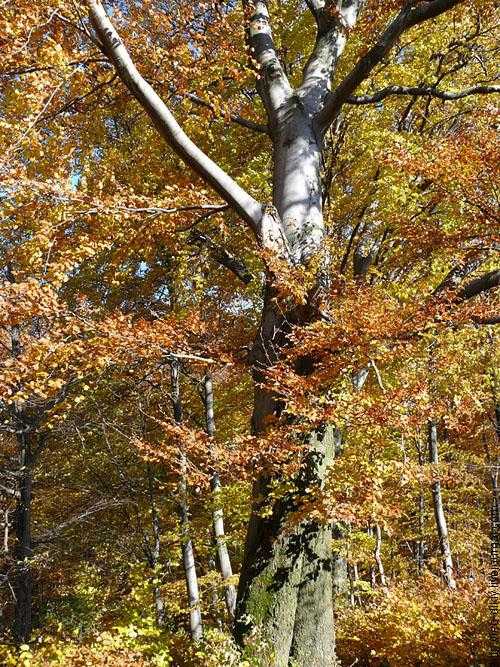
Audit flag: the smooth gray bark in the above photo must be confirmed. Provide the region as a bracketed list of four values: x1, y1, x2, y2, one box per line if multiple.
[373, 524, 387, 588]
[235, 419, 338, 666]
[146, 463, 166, 627]
[170, 361, 203, 641]
[203, 373, 237, 620]
[428, 421, 456, 590]
[86, 0, 262, 233]
[416, 440, 426, 575]
[289, 428, 337, 667]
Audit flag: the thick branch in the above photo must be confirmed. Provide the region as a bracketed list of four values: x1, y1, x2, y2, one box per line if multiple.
[317, 0, 462, 129]
[188, 230, 253, 284]
[458, 269, 499, 301]
[85, 0, 262, 235]
[300, 1, 365, 108]
[348, 83, 500, 104]
[243, 0, 292, 119]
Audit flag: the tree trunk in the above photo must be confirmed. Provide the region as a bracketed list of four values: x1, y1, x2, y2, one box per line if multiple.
[211, 473, 237, 620]
[13, 427, 33, 644]
[235, 419, 337, 666]
[10, 316, 34, 645]
[170, 360, 203, 641]
[332, 526, 349, 599]
[490, 404, 500, 526]
[416, 440, 426, 575]
[428, 421, 456, 590]
[82, 0, 494, 659]
[373, 523, 387, 588]
[146, 463, 166, 628]
[235, 98, 339, 663]
[203, 373, 237, 620]
[289, 428, 337, 666]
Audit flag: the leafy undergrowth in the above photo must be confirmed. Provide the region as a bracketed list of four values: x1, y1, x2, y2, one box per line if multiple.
[336, 574, 490, 666]
[1, 576, 489, 666]
[0, 627, 246, 667]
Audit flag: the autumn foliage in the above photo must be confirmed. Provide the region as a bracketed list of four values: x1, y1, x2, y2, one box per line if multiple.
[0, 0, 499, 665]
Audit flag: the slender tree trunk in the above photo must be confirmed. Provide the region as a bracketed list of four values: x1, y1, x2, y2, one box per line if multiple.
[373, 523, 387, 588]
[332, 522, 349, 599]
[9, 316, 34, 644]
[170, 360, 203, 641]
[203, 373, 237, 620]
[146, 463, 166, 627]
[490, 404, 500, 526]
[13, 427, 33, 644]
[428, 421, 456, 590]
[416, 490, 425, 574]
[348, 562, 361, 607]
[416, 440, 426, 575]
[330, 429, 348, 602]
[348, 565, 356, 608]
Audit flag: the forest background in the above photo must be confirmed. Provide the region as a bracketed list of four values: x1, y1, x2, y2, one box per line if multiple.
[0, 0, 499, 665]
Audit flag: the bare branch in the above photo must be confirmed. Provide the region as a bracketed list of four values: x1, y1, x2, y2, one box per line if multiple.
[84, 0, 263, 235]
[33, 500, 132, 545]
[188, 230, 253, 284]
[317, 0, 463, 130]
[348, 83, 500, 104]
[185, 92, 269, 134]
[78, 204, 229, 216]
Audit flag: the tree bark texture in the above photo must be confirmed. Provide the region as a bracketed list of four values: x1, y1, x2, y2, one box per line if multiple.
[13, 427, 33, 644]
[146, 463, 166, 628]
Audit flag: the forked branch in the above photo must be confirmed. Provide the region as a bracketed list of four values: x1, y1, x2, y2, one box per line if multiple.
[317, 0, 464, 129]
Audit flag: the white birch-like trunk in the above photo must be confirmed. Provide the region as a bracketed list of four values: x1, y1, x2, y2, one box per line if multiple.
[203, 373, 237, 620]
[428, 421, 456, 590]
[170, 361, 203, 641]
[373, 523, 387, 588]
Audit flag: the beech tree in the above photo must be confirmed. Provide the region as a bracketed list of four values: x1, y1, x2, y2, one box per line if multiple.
[78, 1, 498, 663]
[1, 0, 499, 665]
